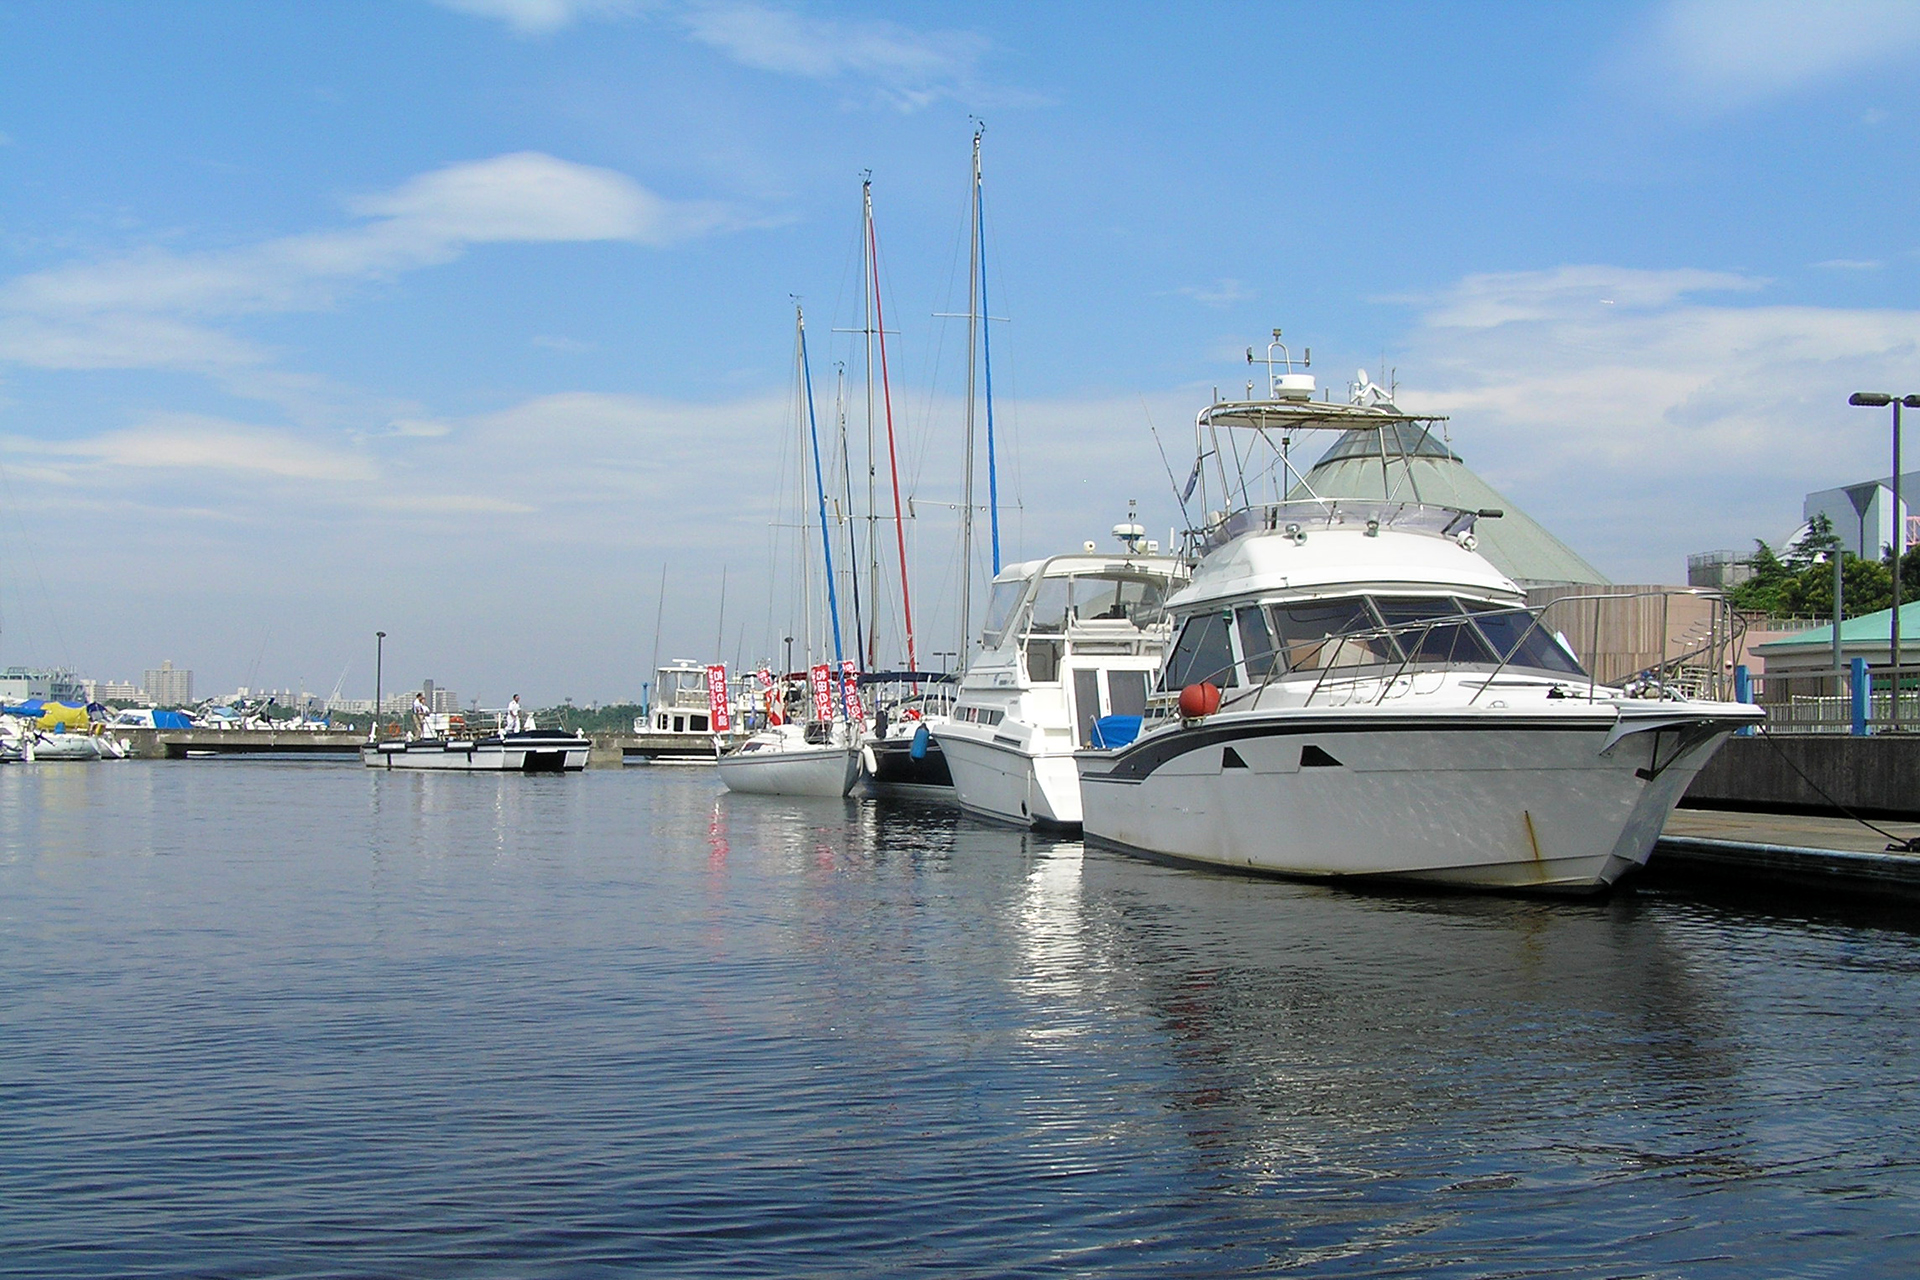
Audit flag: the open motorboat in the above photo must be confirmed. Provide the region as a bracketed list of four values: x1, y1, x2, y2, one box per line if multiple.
[362, 708, 589, 772]
[931, 523, 1190, 827]
[1076, 339, 1761, 892]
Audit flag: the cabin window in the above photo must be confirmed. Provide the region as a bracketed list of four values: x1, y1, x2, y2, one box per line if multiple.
[691, 714, 709, 732]
[1371, 597, 1498, 665]
[1073, 669, 1102, 746]
[981, 578, 1028, 648]
[1026, 638, 1063, 683]
[1267, 598, 1390, 671]
[1162, 611, 1239, 689]
[1107, 669, 1150, 717]
[1463, 602, 1586, 675]
[1070, 573, 1172, 625]
[672, 715, 686, 732]
[1236, 606, 1278, 680]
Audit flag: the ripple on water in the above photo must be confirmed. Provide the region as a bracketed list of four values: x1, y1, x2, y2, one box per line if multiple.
[2, 761, 1919, 1277]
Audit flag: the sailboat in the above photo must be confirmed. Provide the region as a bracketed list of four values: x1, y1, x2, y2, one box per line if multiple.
[716, 305, 863, 798]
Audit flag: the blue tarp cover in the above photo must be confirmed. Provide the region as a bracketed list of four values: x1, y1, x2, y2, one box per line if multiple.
[152, 710, 192, 729]
[1090, 715, 1143, 749]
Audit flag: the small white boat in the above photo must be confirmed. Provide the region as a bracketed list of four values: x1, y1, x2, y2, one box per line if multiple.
[716, 721, 861, 797]
[361, 727, 590, 772]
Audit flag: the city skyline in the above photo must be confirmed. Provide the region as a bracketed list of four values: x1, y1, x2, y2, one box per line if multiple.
[3, 1, 1919, 703]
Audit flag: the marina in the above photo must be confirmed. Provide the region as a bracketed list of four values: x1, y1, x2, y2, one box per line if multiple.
[6, 9, 1920, 1274]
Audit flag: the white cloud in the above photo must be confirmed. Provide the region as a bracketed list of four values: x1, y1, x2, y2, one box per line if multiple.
[1630, 0, 1920, 112]
[1814, 258, 1883, 271]
[678, 2, 992, 110]
[1175, 279, 1254, 309]
[8, 414, 378, 483]
[1394, 265, 1920, 578]
[431, 0, 638, 36]
[3, 153, 736, 329]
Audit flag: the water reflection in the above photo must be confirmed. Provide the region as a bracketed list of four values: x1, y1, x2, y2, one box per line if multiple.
[1, 761, 1916, 1277]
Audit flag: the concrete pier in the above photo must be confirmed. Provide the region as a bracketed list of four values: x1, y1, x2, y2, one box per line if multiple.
[1682, 735, 1920, 819]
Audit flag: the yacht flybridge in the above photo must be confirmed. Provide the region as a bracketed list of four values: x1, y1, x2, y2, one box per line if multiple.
[1076, 335, 1761, 892]
[931, 518, 1190, 827]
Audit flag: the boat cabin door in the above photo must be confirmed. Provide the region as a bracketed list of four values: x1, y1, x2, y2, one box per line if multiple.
[1071, 667, 1152, 746]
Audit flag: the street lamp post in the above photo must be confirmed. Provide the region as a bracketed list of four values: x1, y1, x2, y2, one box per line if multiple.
[374, 631, 386, 741]
[1848, 393, 1920, 729]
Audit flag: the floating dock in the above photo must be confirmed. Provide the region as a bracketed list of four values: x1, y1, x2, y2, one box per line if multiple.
[1651, 808, 1920, 902]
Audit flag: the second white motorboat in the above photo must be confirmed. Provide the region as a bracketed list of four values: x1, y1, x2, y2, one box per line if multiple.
[931, 523, 1190, 827]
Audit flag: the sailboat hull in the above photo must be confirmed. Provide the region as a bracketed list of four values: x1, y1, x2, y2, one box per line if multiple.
[717, 738, 861, 797]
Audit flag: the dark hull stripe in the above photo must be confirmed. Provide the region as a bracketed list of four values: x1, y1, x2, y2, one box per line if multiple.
[1091, 714, 1652, 781]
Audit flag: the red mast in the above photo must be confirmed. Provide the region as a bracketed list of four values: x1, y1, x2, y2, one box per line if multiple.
[868, 201, 918, 675]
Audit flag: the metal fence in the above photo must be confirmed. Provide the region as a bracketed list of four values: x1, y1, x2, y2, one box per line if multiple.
[1745, 662, 1920, 735]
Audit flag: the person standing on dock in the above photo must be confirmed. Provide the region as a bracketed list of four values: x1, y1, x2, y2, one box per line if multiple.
[412, 691, 432, 740]
[506, 694, 522, 734]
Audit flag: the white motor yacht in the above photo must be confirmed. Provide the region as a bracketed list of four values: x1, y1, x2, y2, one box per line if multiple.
[1077, 347, 1761, 892]
[931, 527, 1190, 827]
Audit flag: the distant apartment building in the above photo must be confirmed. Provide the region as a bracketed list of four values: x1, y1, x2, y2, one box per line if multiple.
[143, 660, 193, 706]
[424, 679, 459, 714]
[86, 679, 144, 702]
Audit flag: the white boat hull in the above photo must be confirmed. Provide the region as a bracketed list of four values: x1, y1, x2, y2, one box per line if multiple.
[717, 739, 861, 797]
[932, 724, 1083, 828]
[361, 733, 590, 772]
[1077, 706, 1753, 892]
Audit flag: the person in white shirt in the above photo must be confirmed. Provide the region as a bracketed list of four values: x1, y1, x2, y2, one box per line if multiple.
[412, 692, 432, 740]
[505, 694, 523, 734]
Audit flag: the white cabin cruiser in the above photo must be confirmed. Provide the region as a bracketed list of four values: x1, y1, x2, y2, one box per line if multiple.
[1077, 347, 1760, 892]
[931, 528, 1190, 828]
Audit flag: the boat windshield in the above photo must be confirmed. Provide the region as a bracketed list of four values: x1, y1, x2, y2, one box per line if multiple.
[1161, 611, 1239, 689]
[1461, 601, 1585, 676]
[1169, 594, 1588, 683]
[1026, 571, 1173, 636]
[980, 577, 1029, 648]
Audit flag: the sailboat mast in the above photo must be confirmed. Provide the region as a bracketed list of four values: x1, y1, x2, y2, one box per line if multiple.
[797, 306, 847, 691]
[834, 363, 864, 665]
[861, 178, 880, 670]
[959, 133, 980, 655]
[869, 187, 918, 676]
[976, 128, 1001, 576]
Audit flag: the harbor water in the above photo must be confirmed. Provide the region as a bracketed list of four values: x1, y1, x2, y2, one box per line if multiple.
[3, 760, 1918, 1277]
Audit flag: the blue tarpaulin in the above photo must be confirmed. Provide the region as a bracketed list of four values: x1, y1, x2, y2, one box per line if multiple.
[151, 710, 192, 729]
[1090, 715, 1143, 749]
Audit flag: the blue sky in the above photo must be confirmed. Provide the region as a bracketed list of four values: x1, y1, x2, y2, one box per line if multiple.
[3, 0, 1919, 705]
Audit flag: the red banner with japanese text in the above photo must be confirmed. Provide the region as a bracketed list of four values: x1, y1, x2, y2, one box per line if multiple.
[705, 663, 731, 734]
[809, 663, 834, 723]
[840, 659, 865, 725]
[756, 667, 781, 725]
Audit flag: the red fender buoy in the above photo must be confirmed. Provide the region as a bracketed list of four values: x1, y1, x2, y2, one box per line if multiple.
[1178, 682, 1221, 719]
